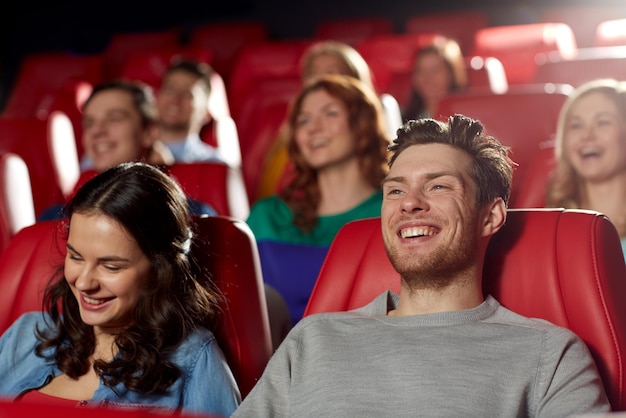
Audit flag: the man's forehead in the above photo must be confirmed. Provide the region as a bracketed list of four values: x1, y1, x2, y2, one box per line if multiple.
[391, 143, 471, 173]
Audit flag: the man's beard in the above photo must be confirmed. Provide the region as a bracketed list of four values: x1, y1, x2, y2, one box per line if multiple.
[384, 225, 480, 292]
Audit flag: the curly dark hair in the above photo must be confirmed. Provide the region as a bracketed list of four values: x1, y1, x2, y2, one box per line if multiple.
[280, 74, 390, 232]
[35, 162, 222, 395]
[389, 115, 515, 207]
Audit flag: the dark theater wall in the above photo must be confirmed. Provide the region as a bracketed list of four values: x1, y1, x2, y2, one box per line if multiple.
[0, 0, 624, 110]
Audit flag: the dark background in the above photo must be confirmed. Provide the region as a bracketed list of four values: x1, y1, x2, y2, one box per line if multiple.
[0, 0, 623, 110]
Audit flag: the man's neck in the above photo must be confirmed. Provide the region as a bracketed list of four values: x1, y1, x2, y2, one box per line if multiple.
[389, 279, 484, 316]
[160, 127, 193, 144]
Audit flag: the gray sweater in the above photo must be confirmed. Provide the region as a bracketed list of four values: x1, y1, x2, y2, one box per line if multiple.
[233, 292, 610, 417]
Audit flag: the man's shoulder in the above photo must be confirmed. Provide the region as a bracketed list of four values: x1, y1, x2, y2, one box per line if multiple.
[295, 292, 391, 329]
[488, 298, 581, 341]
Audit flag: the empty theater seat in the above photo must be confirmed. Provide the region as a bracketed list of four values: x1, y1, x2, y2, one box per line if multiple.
[404, 10, 489, 53]
[227, 39, 312, 120]
[472, 23, 578, 85]
[534, 46, 626, 87]
[187, 21, 269, 83]
[305, 209, 626, 410]
[0, 111, 79, 217]
[314, 17, 393, 46]
[2, 51, 103, 120]
[539, 5, 626, 48]
[0, 153, 35, 253]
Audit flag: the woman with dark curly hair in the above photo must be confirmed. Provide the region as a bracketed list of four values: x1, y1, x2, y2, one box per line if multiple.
[0, 162, 240, 415]
[246, 74, 390, 328]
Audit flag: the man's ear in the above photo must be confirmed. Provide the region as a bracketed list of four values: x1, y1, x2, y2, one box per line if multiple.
[481, 198, 507, 238]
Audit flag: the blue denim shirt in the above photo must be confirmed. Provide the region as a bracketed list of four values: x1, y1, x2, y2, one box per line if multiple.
[0, 313, 240, 416]
[165, 134, 223, 163]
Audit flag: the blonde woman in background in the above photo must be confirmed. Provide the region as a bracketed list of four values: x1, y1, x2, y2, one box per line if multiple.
[546, 78, 626, 257]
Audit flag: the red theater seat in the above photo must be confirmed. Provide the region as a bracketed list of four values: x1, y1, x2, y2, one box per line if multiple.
[119, 45, 214, 90]
[103, 28, 181, 79]
[72, 162, 250, 221]
[356, 32, 441, 98]
[534, 46, 626, 87]
[404, 10, 489, 53]
[540, 5, 626, 48]
[167, 162, 250, 221]
[472, 23, 578, 85]
[227, 39, 312, 119]
[513, 144, 556, 209]
[0, 215, 272, 398]
[233, 79, 297, 203]
[187, 21, 269, 83]
[0, 153, 35, 253]
[0, 112, 79, 217]
[2, 51, 103, 120]
[595, 18, 626, 47]
[434, 84, 571, 207]
[314, 17, 394, 46]
[305, 210, 626, 411]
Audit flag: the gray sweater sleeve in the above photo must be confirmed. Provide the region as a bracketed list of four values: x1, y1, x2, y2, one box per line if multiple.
[532, 326, 610, 416]
[232, 322, 301, 417]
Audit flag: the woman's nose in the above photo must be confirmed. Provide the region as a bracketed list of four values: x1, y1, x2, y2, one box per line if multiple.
[73, 265, 99, 291]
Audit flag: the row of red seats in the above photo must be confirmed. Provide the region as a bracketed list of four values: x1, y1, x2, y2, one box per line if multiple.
[3, 9, 626, 230]
[1, 206, 625, 412]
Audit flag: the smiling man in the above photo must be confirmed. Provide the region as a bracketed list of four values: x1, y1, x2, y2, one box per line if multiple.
[232, 115, 610, 417]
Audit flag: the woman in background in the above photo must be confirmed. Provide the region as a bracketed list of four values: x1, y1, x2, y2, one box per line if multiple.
[247, 75, 390, 327]
[546, 78, 626, 257]
[257, 40, 396, 200]
[402, 37, 467, 121]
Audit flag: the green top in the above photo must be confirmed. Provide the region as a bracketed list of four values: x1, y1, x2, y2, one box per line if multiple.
[246, 192, 383, 246]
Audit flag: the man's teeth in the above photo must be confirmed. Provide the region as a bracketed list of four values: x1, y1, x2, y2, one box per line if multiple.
[83, 296, 106, 305]
[400, 227, 436, 238]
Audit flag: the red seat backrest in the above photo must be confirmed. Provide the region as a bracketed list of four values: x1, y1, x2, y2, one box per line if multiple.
[0, 114, 73, 217]
[72, 163, 250, 221]
[434, 85, 570, 207]
[314, 17, 394, 46]
[472, 23, 578, 85]
[0, 400, 221, 417]
[2, 51, 103, 120]
[355, 33, 441, 97]
[46, 79, 93, 161]
[404, 10, 489, 53]
[119, 45, 214, 91]
[187, 21, 269, 83]
[534, 46, 626, 87]
[227, 39, 313, 120]
[232, 79, 297, 203]
[513, 143, 557, 209]
[595, 18, 626, 47]
[305, 210, 626, 410]
[0, 215, 272, 398]
[540, 5, 626, 48]
[103, 28, 181, 79]
[0, 153, 35, 253]
[167, 162, 250, 221]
